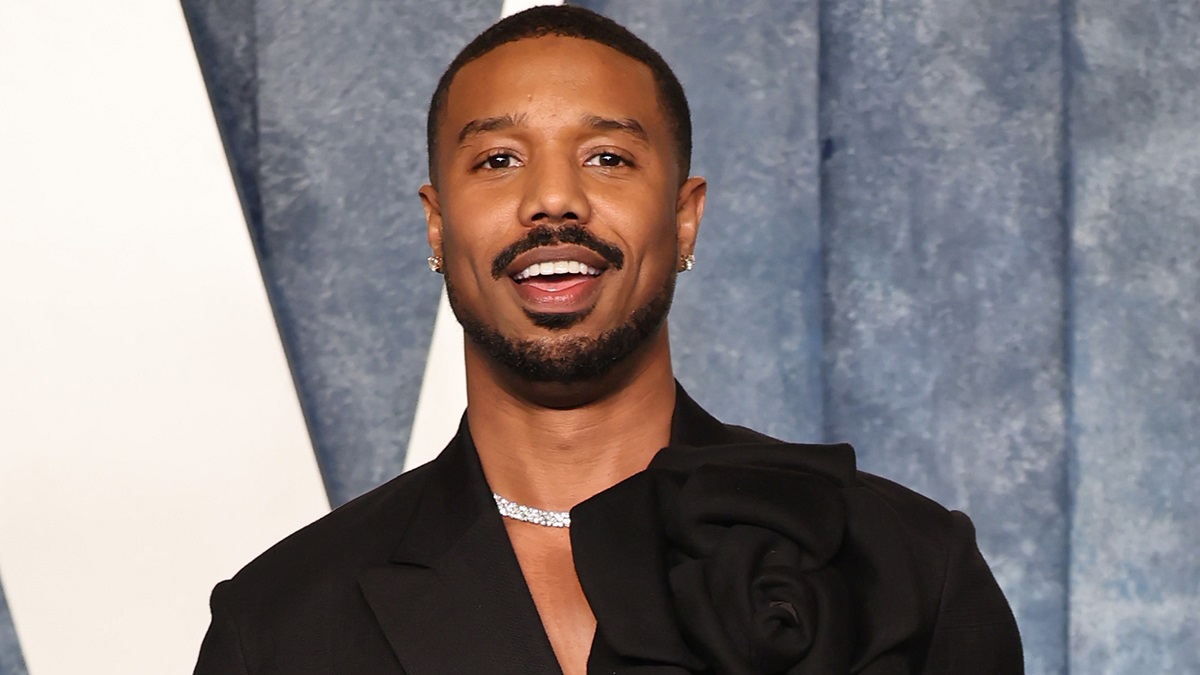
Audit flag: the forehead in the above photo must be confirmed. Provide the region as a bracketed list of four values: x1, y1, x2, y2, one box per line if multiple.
[442, 35, 664, 138]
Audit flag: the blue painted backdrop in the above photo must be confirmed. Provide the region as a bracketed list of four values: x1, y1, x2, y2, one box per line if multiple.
[0, 586, 21, 675]
[5, 1, 1191, 673]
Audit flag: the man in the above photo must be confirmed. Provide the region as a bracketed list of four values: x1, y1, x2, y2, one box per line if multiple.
[195, 6, 1022, 674]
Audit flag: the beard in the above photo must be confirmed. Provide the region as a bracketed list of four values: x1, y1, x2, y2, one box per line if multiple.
[445, 272, 676, 383]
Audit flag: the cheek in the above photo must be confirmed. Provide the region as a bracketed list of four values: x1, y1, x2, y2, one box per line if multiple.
[603, 193, 681, 270]
[440, 205, 510, 277]
[444, 175, 522, 223]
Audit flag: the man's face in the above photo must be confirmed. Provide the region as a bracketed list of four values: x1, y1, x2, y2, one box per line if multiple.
[420, 35, 705, 382]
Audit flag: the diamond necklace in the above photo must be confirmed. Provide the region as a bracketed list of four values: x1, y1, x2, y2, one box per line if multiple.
[492, 492, 572, 528]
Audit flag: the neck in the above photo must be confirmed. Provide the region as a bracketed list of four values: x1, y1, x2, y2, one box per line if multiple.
[464, 328, 676, 511]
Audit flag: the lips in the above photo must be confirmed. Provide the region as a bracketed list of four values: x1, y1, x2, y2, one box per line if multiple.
[506, 245, 611, 313]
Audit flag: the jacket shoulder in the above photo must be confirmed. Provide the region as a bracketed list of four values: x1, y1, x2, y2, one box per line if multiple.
[850, 472, 1023, 672]
[854, 470, 960, 536]
[195, 462, 442, 674]
[220, 460, 436, 604]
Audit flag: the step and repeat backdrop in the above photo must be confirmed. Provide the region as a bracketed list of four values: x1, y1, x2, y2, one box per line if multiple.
[1, 0, 1197, 673]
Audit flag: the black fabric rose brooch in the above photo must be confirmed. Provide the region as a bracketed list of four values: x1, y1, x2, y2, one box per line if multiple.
[571, 442, 929, 674]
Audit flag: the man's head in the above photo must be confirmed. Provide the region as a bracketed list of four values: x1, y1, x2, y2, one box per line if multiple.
[419, 7, 705, 388]
[426, 6, 692, 185]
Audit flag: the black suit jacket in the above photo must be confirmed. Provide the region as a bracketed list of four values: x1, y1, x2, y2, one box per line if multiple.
[195, 387, 1022, 674]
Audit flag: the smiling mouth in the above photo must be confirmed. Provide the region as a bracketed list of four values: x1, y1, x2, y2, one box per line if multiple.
[490, 223, 624, 281]
[509, 257, 607, 316]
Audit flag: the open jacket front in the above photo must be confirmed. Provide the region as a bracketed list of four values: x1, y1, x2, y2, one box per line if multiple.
[195, 385, 1023, 674]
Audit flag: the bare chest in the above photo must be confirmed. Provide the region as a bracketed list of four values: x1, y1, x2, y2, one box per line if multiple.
[505, 523, 596, 675]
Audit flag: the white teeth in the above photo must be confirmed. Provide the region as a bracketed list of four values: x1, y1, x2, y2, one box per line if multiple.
[513, 260, 603, 280]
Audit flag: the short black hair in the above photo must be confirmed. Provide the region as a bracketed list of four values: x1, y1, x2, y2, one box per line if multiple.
[426, 5, 692, 183]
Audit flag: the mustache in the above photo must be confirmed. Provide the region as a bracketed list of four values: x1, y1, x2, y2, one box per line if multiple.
[490, 224, 625, 279]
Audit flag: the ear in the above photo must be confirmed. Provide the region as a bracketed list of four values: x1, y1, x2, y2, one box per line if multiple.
[418, 183, 444, 259]
[674, 176, 707, 259]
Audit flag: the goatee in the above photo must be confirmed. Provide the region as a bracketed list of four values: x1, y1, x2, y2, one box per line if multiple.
[445, 273, 675, 383]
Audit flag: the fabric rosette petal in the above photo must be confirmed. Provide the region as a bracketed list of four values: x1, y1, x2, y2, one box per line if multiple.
[666, 465, 853, 674]
[572, 469, 706, 673]
[571, 442, 926, 674]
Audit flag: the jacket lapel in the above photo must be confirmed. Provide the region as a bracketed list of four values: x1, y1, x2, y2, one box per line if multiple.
[358, 422, 563, 675]
[357, 384, 739, 675]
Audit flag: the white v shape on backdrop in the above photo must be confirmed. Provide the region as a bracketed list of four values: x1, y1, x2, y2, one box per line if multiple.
[0, 2, 329, 673]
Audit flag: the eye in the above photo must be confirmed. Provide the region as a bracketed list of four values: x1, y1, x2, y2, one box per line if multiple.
[584, 152, 631, 168]
[478, 152, 523, 170]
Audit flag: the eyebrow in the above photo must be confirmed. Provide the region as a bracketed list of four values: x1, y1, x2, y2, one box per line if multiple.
[457, 113, 527, 144]
[583, 115, 649, 143]
[455, 113, 650, 145]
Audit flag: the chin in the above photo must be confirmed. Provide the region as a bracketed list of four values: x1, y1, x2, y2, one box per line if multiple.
[523, 307, 594, 331]
[448, 264, 677, 386]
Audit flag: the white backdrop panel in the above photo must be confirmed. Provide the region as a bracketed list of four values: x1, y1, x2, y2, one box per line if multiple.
[0, 2, 329, 673]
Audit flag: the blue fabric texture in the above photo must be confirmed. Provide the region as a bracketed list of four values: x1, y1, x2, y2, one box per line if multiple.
[817, 0, 1070, 671]
[1067, 0, 1200, 671]
[0, 580, 27, 675]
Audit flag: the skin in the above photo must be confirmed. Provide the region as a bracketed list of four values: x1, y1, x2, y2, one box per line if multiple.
[419, 36, 706, 675]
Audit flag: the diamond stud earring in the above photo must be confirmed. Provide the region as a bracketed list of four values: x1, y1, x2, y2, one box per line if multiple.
[680, 253, 696, 272]
[427, 255, 443, 274]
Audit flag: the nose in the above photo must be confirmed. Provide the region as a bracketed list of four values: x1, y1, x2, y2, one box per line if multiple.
[518, 153, 592, 227]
